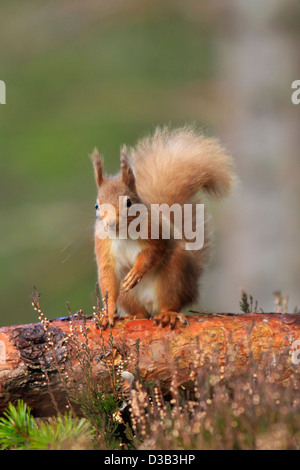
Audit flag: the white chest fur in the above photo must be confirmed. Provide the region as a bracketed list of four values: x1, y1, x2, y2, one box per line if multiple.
[110, 238, 141, 280]
[111, 238, 159, 315]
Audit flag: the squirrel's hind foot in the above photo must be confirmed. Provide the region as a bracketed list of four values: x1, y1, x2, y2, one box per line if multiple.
[96, 313, 123, 330]
[153, 311, 189, 329]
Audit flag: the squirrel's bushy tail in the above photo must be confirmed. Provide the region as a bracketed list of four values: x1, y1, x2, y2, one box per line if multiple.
[131, 126, 235, 206]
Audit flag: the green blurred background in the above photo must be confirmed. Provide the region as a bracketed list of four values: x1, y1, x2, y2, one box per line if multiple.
[1, 0, 300, 326]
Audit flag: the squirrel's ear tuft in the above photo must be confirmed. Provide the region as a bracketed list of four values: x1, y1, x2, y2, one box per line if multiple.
[90, 148, 103, 187]
[121, 145, 136, 192]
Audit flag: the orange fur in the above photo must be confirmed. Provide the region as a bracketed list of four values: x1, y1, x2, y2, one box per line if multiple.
[91, 126, 235, 328]
[131, 126, 235, 205]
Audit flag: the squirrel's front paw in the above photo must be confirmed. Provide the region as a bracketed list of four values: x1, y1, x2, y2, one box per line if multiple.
[100, 314, 115, 329]
[121, 268, 143, 292]
[96, 310, 120, 330]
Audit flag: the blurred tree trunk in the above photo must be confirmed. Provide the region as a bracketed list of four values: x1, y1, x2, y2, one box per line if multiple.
[0, 313, 299, 417]
[206, 0, 300, 313]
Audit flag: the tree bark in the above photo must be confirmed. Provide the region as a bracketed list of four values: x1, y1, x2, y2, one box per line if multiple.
[0, 313, 299, 417]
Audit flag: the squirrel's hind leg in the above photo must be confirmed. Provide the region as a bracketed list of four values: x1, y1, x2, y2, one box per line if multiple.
[118, 292, 150, 320]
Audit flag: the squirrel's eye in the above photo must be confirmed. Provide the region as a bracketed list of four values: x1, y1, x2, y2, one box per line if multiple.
[126, 198, 132, 208]
[95, 203, 99, 210]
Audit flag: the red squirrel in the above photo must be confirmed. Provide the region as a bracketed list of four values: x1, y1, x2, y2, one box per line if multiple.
[91, 126, 235, 329]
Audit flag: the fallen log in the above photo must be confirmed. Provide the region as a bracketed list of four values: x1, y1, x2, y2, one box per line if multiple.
[0, 313, 300, 417]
